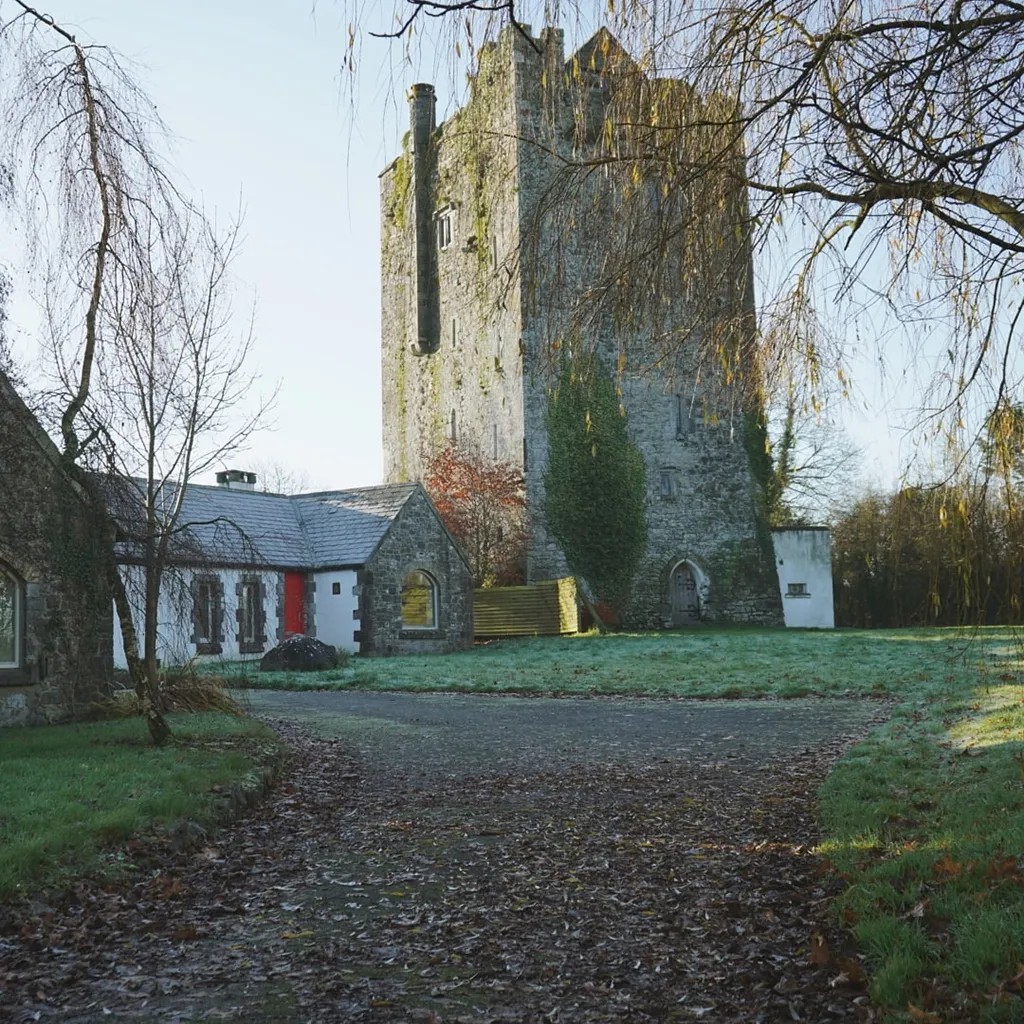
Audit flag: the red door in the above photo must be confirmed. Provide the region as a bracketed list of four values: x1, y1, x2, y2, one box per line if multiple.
[284, 572, 306, 635]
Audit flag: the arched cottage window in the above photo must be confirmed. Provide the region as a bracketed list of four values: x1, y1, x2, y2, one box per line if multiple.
[0, 564, 22, 669]
[400, 570, 437, 629]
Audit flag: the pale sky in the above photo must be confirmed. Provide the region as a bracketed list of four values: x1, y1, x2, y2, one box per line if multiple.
[3, 0, 913, 497]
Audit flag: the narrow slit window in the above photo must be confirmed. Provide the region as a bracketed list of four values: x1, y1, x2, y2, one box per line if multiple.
[436, 206, 455, 250]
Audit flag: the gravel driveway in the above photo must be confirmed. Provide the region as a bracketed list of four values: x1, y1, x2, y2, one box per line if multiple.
[241, 689, 887, 781]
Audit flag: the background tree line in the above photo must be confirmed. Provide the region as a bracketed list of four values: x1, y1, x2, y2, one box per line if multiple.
[830, 401, 1024, 627]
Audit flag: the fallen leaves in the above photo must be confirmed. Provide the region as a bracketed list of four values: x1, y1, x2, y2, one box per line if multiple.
[0, 717, 879, 1022]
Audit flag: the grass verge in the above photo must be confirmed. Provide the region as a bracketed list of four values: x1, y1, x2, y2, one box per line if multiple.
[816, 644, 1024, 1022]
[215, 626, 991, 700]
[0, 712, 278, 899]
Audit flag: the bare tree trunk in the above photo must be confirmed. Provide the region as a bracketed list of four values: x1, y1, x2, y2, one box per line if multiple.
[575, 577, 609, 634]
[110, 561, 170, 745]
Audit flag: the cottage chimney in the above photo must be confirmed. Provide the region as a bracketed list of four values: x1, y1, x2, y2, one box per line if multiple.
[408, 82, 439, 354]
[216, 469, 257, 491]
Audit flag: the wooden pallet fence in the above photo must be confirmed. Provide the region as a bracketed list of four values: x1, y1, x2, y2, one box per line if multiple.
[473, 577, 579, 638]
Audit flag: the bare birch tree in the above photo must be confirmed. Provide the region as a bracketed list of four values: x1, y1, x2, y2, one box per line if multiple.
[79, 214, 267, 741]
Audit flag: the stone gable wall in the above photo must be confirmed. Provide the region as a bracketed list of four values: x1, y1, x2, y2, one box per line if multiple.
[0, 378, 113, 726]
[359, 489, 473, 655]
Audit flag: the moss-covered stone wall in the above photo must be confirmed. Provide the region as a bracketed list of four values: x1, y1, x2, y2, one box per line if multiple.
[0, 374, 113, 725]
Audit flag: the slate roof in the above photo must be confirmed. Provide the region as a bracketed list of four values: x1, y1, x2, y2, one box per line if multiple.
[115, 480, 419, 570]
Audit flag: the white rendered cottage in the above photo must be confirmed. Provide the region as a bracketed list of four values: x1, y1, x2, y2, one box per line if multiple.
[112, 473, 473, 666]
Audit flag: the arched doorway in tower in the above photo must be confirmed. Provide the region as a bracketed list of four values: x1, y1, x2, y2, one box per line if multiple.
[669, 560, 702, 626]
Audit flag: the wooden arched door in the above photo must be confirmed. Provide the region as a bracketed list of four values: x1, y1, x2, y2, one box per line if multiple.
[670, 562, 700, 626]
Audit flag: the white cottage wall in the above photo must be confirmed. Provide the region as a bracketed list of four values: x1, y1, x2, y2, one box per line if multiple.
[312, 570, 360, 654]
[113, 566, 281, 669]
[771, 529, 835, 629]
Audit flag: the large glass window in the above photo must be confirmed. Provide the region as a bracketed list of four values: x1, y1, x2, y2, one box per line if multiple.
[400, 570, 437, 629]
[0, 568, 20, 668]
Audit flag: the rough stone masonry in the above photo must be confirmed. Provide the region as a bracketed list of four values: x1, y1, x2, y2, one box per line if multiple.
[379, 24, 782, 627]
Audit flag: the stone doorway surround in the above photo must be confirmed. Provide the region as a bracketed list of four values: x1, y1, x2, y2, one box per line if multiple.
[669, 557, 708, 626]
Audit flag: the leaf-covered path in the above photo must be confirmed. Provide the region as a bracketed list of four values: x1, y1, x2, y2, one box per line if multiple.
[2, 693, 888, 1023]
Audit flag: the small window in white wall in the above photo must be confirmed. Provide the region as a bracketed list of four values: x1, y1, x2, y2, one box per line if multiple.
[787, 582, 810, 597]
[237, 577, 266, 653]
[401, 570, 437, 629]
[332, 581, 341, 595]
[193, 575, 224, 655]
[0, 566, 21, 668]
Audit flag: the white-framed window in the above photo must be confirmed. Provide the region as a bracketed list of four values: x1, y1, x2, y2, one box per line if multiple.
[237, 576, 266, 653]
[0, 566, 21, 669]
[436, 205, 456, 250]
[193, 575, 224, 654]
[786, 582, 810, 598]
[400, 570, 438, 629]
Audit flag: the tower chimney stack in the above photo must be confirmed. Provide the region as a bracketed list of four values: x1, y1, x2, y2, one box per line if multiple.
[408, 83, 439, 354]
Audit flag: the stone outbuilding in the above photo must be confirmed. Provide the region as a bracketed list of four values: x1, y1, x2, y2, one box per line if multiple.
[112, 474, 473, 666]
[0, 372, 113, 726]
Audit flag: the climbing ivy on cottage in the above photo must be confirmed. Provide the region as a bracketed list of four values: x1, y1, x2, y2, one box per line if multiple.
[544, 354, 647, 617]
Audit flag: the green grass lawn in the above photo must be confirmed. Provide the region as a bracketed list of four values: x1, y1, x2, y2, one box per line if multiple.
[0, 713, 278, 899]
[219, 626, 1024, 1021]
[220, 625, 994, 700]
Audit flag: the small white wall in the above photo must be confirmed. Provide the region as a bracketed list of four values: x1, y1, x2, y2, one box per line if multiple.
[113, 565, 281, 669]
[312, 569, 360, 654]
[771, 528, 835, 629]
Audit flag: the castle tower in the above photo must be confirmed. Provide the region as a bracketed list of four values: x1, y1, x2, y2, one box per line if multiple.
[379, 25, 782, 626]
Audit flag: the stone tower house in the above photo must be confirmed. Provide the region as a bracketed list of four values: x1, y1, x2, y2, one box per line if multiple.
[380, 24, 782, 626]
